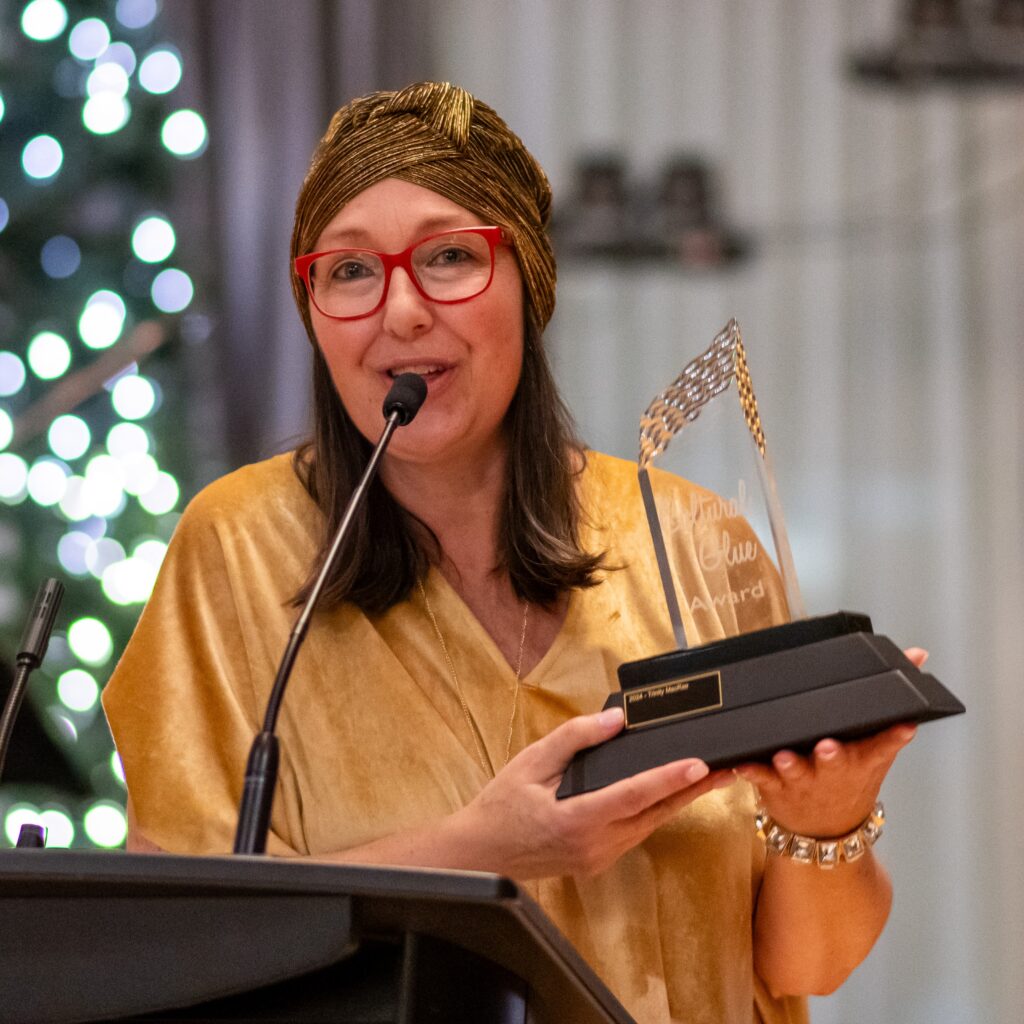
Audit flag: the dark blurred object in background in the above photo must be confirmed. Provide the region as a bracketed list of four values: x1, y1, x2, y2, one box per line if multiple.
[554, 153, 749, 269]
[552, 155, 635, 259]
[643, 156, 750, 269]
[850, 0, 1024, 87]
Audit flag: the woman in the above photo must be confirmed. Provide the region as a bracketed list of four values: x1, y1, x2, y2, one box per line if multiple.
[103, 82, 921, 1024]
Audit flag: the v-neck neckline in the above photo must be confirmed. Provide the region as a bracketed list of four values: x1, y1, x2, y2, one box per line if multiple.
[424, 567, 578, 687]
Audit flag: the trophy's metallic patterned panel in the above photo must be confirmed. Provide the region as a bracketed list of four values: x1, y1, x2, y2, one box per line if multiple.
[733, 336, 766, 457]
[636, 317, 807, 625]
[638, 318, 766, 468]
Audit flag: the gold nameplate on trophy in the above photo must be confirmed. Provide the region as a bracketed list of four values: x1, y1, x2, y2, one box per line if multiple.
[623, 670, 723, 730]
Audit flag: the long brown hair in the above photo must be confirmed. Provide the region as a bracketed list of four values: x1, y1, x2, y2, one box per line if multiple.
[292, 321, 605, 614]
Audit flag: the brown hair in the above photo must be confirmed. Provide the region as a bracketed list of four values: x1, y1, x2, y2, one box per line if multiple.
[290, 83, 604, 612]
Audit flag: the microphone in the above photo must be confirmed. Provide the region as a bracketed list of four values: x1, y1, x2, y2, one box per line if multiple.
[0, 578, 65, 784]
[233, 373, 427, 855]
[383, 372, 427, 425]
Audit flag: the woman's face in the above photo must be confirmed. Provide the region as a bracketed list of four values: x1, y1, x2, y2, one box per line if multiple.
[307, 178, 525, 469]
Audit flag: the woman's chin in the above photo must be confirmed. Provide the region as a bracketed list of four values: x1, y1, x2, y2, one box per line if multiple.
[384, 420, 506, 470]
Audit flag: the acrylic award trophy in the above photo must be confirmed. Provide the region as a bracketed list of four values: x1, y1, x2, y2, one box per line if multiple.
[558, 320, 964, 798]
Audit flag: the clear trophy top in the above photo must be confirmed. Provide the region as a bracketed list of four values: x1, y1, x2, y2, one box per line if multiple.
[638, 319, 806, 650]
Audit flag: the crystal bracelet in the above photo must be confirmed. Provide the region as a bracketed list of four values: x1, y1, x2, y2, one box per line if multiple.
[755, 801, 885, 869]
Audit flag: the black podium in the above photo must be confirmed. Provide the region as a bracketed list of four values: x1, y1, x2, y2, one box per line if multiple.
[0, 851, 635, 1024]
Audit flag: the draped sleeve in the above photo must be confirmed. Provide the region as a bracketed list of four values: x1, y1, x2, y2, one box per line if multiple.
[102, 455, 315, 856]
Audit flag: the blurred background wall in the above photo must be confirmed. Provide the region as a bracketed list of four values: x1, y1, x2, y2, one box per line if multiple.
[1, 1, 1021, 1021]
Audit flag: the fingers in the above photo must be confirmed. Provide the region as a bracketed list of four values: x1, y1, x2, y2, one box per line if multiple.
[735, 723, 917, 782]
[732, 758, 774, 787]
[904, 646, 929, 668]
[841, 724, 916, 773]
[577, 755, 713, 822]
[516, 707, 625, 780]
[734, 724, 917, 836]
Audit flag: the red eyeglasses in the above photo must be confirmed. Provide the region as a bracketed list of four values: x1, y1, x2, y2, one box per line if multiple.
[295, 226, 511, 321]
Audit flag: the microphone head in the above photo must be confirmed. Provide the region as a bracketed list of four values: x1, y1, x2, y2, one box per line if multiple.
[382, 373, 428, 426]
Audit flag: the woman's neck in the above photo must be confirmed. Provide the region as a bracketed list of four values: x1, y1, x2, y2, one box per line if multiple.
[380, 442, 508, 584]
[379, 437, 571, 676]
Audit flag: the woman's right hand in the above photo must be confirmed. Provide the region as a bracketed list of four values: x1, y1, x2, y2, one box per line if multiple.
[448, 706, 733, 880]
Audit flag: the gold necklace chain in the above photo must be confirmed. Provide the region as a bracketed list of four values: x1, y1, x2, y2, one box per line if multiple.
[417, 578, 529, 778]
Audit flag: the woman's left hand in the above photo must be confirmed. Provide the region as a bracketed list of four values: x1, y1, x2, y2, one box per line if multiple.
[734, 647, 927, 837]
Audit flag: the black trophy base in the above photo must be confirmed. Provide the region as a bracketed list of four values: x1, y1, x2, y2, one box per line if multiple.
[557, 612, 965, 799]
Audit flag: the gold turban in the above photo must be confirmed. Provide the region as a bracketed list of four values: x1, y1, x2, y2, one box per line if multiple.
[290, 81, 556, 338]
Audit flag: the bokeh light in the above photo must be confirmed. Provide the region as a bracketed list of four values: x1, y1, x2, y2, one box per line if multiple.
[57, 530, 92, 575]
[132, 216, 175, 263]
[83, 802, 127, 848]
[99, 41, 137, 75]
[21, 0, 69, 42]
[68, 18, 110, 61]
[151, 268, 193, 312]
[4, 805, 42, 846]
[6, 0, 198, 849]
[51, 56, 85, 99]
[138, 471, 179, 515]
[51, 712, 77, 743]
[27, 458, 70, 507]
[161, 110, 207, 158]
[102, 555, 158, 604]
[22, 135, 63, 180]
[0, 353, 26, 397]
[86, 61, 129, 97]
[27, 331, 72, 379]
[111, 375, 156, 419]
[48, 414, 91, 460]
[138, 47, 182, 94]
[115, 0, 158, 30]
[67, 617, 113, 665]
[83, 93, 130, 135]
[134, 538, 168, 570]
[57, 668, 99, 712]
[0, 453, 29, 503]
[79, 290, 126, 349]
[85, 536, 125, 577]
[38, 809, 74, 848]
[84, 532, 124, 573]
[0, 582, 23, 626]
[120, 451, 158, 495]
[40, 235, 81, 278]
[85, 453, 125, 487]
[82, 455, 127, 518]
[58, 475, 89, 521]
[106, 421, 149, 456]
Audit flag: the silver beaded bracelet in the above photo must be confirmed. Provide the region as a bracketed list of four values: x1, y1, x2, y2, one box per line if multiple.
[755, 801, 885, 869]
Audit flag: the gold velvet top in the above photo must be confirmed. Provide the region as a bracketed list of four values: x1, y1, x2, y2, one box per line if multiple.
[103, 451, 807, 1024]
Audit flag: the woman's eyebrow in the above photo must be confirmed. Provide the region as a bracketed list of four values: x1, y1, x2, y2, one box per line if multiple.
[318, 215, 485, 249]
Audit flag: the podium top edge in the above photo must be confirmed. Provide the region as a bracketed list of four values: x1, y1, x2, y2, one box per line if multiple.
[0, 848, 520, 901]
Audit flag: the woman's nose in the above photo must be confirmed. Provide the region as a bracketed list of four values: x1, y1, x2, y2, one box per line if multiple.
[381, 268, 433, 338]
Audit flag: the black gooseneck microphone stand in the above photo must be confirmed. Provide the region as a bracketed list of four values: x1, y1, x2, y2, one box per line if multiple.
[0, 577, 64, 849]
[233, 373, 428, 855]
[0, 578, 64, 783]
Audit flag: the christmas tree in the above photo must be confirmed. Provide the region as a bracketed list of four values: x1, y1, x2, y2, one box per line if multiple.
[0, 0, 206, 848]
